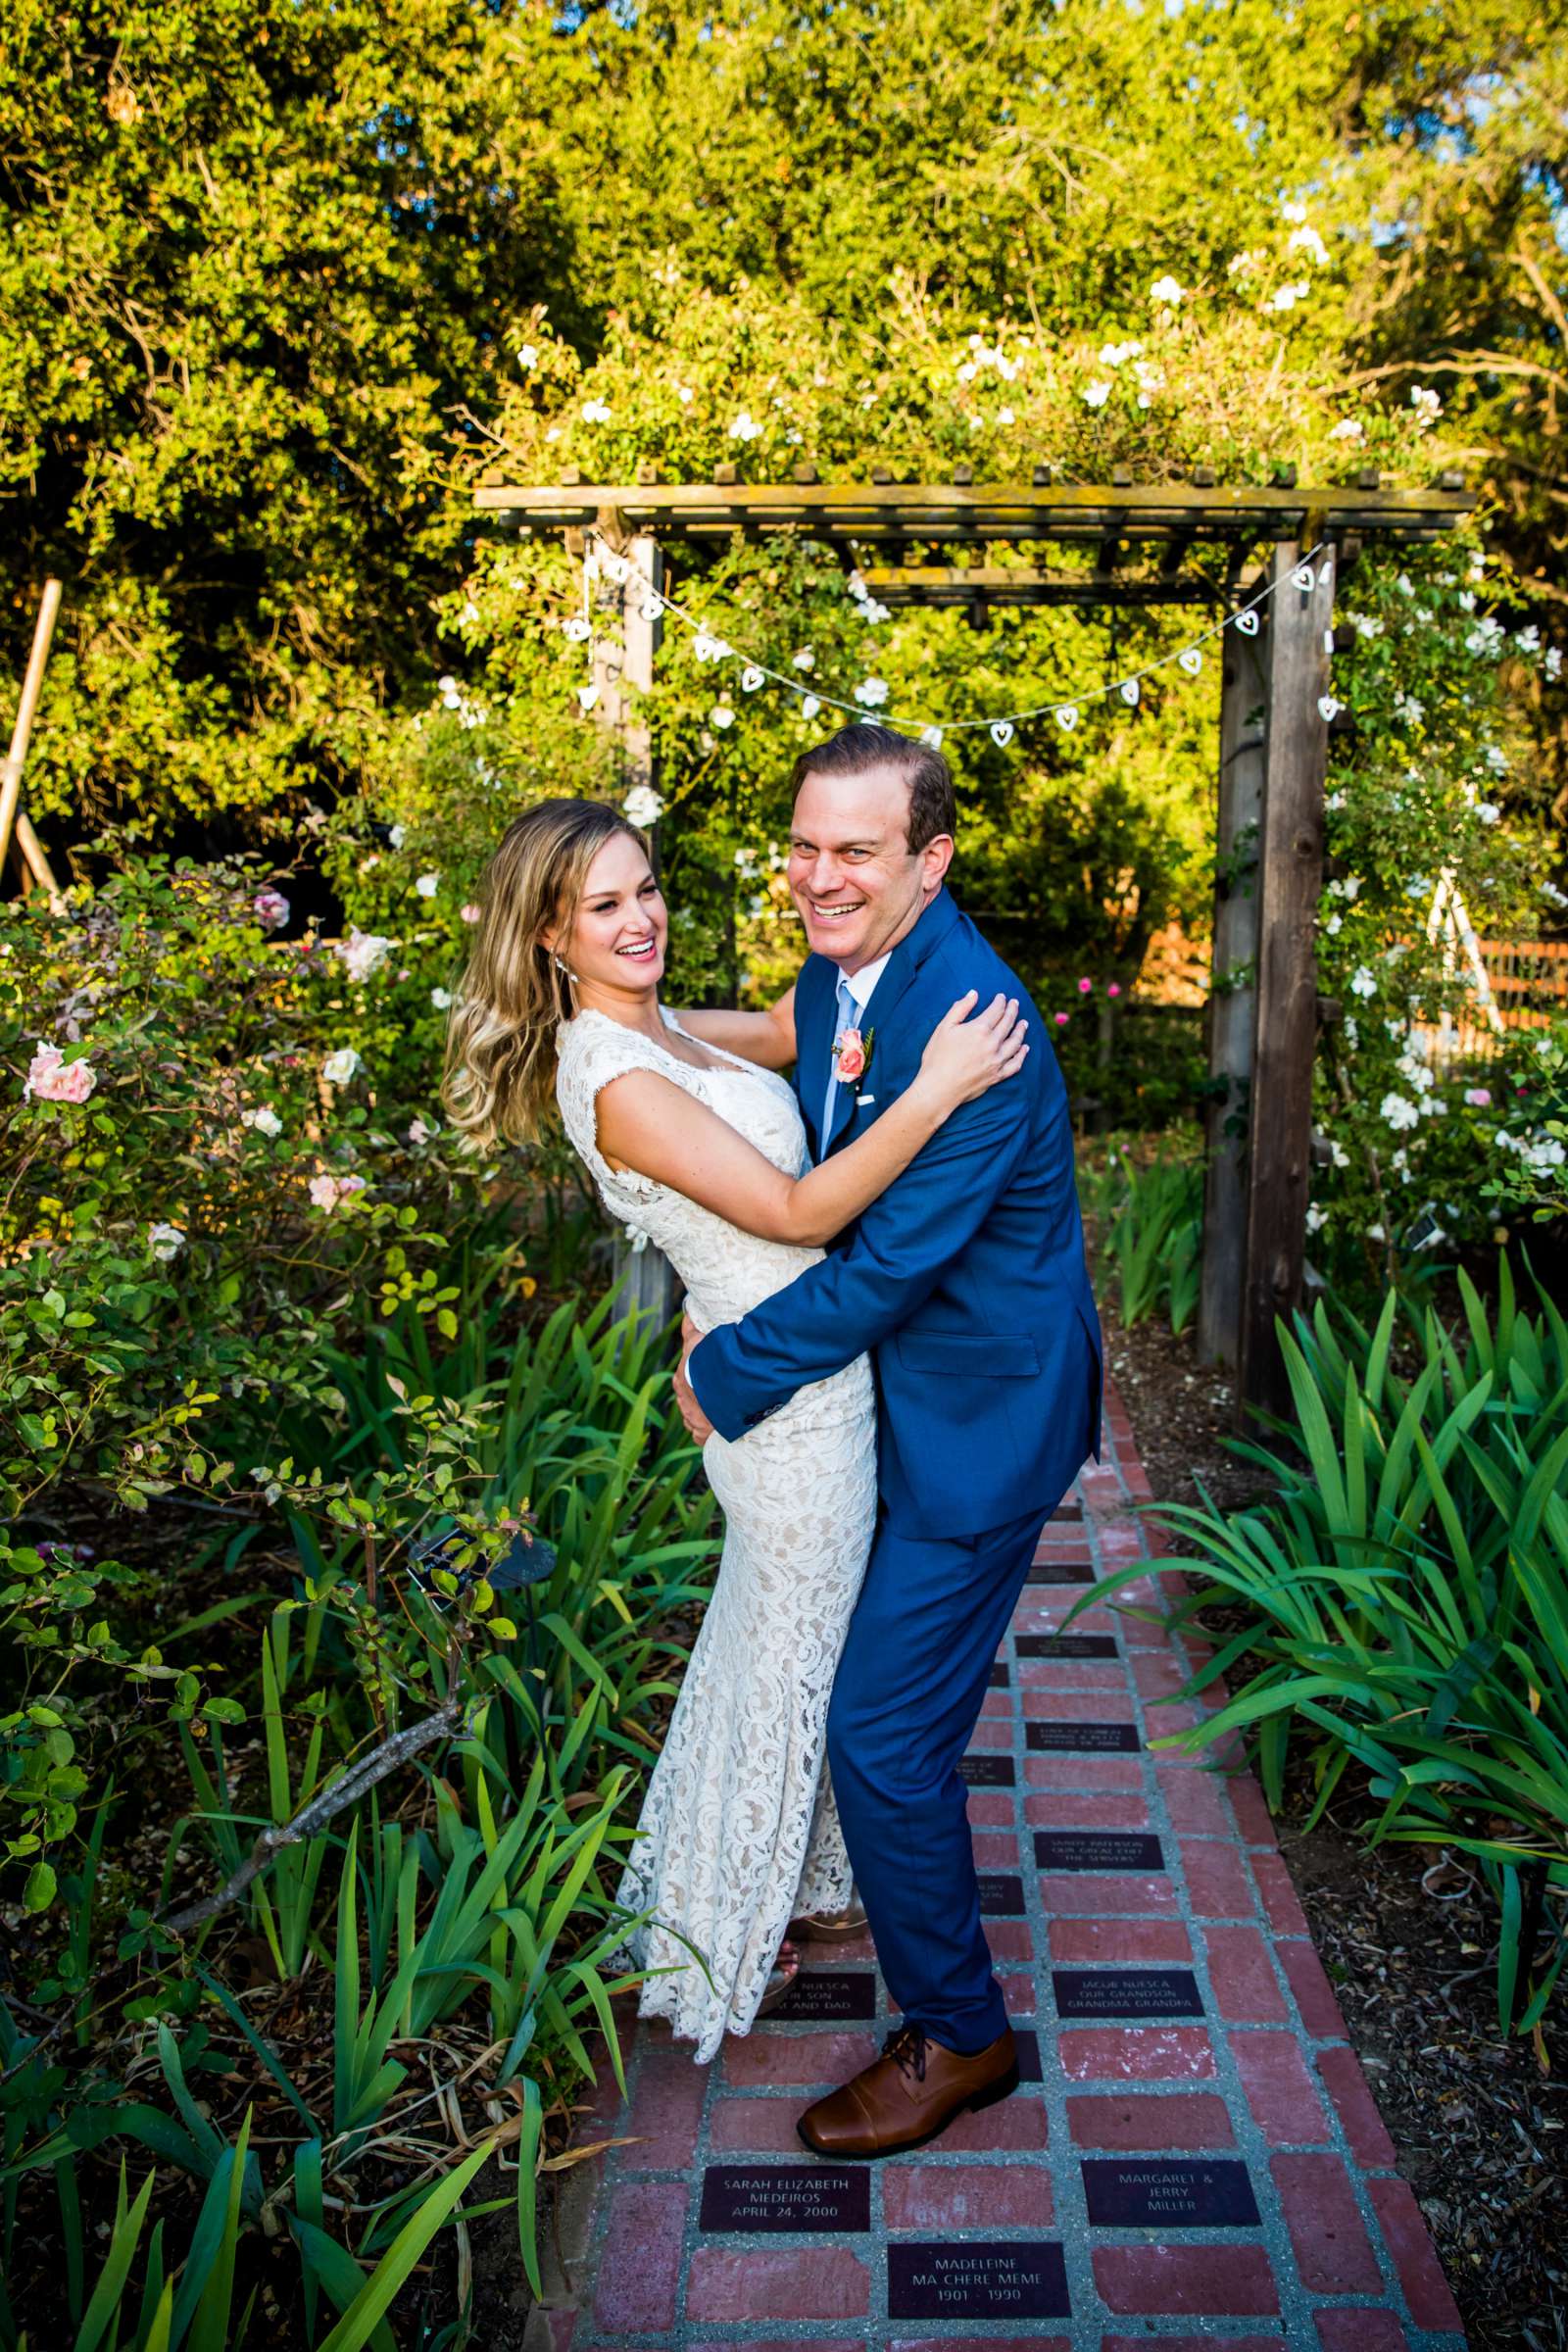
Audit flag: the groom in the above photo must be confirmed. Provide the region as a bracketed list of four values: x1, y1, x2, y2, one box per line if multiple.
[676, 721, 1102, 2156]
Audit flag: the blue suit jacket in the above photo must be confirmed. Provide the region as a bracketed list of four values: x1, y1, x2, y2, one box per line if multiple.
[687, 888, 1102, 1540]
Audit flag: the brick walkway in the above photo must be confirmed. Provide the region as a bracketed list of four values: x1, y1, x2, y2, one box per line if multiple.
[530, 1382, 1466, 2351]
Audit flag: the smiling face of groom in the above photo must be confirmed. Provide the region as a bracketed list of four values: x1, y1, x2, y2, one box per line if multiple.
[787, 731, 956, 976]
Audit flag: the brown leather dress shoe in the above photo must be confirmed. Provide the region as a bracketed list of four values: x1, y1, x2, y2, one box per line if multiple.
[797, 2023, 1018, 2158]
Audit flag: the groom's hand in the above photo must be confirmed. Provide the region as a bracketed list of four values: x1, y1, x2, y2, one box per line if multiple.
[675, 1314, 715, 1443]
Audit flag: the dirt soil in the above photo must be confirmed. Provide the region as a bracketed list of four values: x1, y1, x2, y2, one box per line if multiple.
[1107, 1304, 1567, 2352]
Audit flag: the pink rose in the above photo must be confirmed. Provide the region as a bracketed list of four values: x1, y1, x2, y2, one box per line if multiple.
[1078, 976, 1093, 994]
[309, 1172, 368, 1211]
[24, 1043, 97, 1103]
[1107, 983, 1122, 999]
[460, 903, 482, 924]
[834, 1027, 867, 1082]
[1464, 1087, 1493, 1108]
[1054, 1012, 1069, 1026]
[253, 888, 290, 931]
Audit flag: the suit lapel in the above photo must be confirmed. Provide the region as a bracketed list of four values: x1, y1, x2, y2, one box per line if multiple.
[796, 955, 835, 1162]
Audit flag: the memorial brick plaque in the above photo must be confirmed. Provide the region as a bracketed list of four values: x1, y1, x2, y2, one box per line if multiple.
[768, 1969, 876, 2022]
[1012, 2028, 1043, 2082]
[1027, 1561, 1095, 1586]
[699, 2165, 869, 2233]
[988, 1662, 1010, 1689]
[1053, 1500, 1084, 1521]
[1034, 1831, 1165, 1873]
[888, 2240, 1070, 2320]
[977, 1872, 1026, 1916]
[1026, 1720, 1141, 1753]
[1016, 1632, 1119, 1660]
[959, 1752, 1016, 1787]
[1081, 2158, 1260, 2230]
[1053, 1967, 1204, 2020]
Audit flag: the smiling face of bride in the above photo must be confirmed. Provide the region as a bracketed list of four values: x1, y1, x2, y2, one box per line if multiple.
[544, 829, 668, 1012]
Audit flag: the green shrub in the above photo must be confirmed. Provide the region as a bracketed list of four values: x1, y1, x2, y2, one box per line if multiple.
[1081, 1257, 1568, 2034]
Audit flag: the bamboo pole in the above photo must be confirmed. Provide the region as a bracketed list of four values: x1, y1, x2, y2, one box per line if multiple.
[0, 579, 64, 889]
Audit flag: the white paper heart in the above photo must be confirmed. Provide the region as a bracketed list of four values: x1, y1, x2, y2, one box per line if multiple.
[601, 553, 630, 585]
[1317, 695, 1342, 721]
[1054, 704, 1079, 731]
[1292, 562, 1317, 592]
[576, 683, 600, 711]
[710, 704, 735, 730]
[919, 725, 944, 749]
[990, 719, 1015, 747]
[1179, 648, 1202, 675]
[1119, 678, 1141, 707]
[801, 694, 821, 720]
[1323, 628, 1335, 656]
[1235, 610, 1260, 636]
[563, 616, 591, 643]
[741, 665, 765, 692]
[640, 595, 664, 622]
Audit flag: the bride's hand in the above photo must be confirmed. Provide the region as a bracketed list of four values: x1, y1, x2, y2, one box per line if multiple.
[915, 990, 1029, 1112]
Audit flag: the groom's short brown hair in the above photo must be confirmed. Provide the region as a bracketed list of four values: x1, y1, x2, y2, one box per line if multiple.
[791, 723, 957, 855]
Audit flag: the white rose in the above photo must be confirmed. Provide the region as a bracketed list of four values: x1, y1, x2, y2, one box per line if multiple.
[415, 872, 440, 900]
[149, 1222, 185, 1261]
[322, 1048, 362, 1085]
[242, 1105, 282, 1138]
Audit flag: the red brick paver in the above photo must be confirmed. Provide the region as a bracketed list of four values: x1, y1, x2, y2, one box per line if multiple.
[540, 1380, 1465, 2350]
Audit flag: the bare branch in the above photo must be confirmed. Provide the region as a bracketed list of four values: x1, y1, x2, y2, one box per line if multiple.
[161, 1694, 465, 1935]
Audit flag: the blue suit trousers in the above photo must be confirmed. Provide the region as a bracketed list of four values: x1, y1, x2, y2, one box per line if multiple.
[824, 1502, 1044, 2053]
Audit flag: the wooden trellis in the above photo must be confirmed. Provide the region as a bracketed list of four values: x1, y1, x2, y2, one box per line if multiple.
[474, 466, 1473, 1416]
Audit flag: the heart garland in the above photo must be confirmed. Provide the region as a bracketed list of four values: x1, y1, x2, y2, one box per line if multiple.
[569, 530, 1338, 752]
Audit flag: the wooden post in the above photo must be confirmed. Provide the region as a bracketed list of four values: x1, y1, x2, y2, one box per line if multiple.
[1, 580, 64, 890]
[1197, 598, 1268, 1367]
[1239, 541, 1336, 1417]
[591, 529, 679, 1329]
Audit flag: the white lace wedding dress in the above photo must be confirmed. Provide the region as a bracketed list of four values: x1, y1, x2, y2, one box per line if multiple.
[556, 1006, 877, 2062]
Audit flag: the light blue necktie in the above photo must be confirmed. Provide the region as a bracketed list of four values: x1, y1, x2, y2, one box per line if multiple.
[821, 970, 859, 1149]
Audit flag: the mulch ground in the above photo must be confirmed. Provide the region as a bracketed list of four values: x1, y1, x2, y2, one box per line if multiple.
[1107, 1302, 1568, 2352]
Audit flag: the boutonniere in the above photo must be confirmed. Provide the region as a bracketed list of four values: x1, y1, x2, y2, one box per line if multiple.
[833, 1023, 875, 1091]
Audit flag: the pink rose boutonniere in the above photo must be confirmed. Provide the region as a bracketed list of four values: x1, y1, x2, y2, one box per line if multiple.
[833, 1024, 874, 1088]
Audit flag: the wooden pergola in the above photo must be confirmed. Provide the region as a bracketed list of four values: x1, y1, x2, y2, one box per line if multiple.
[474, 464, 1474, 1416]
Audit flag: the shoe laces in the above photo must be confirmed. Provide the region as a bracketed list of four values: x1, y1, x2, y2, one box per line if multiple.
[884, 2024, 929, 2084]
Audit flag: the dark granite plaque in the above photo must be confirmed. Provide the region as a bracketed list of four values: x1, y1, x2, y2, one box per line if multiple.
[699, 2165, 869, 2233]
[1016, 1632, 1119, 1660]
[1053, 1500, 1085, 1521]
[1027, 1560, 1095, 1586]
[977, 1872, 1025, 1916]
[959, 1752, 1016, 1787]
[1052, 1967, 1204, 2020]
[1026, 1719, 1141, 1753]
[768, 1969, 876, 2022]
[988, 1662, 1010, 1689]
[888, 2240, 1070, 2320]
[1082, 2158, 1260, 2229]
[1012, 2028, 1043, 2082]
[1034, 1831, 1165, 1873]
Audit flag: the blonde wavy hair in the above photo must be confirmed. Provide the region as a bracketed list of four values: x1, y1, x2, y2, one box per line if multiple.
[442, 797, 647, 1147]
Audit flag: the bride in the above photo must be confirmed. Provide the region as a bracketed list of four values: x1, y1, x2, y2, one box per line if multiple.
[442, 796, 1027, 2062]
